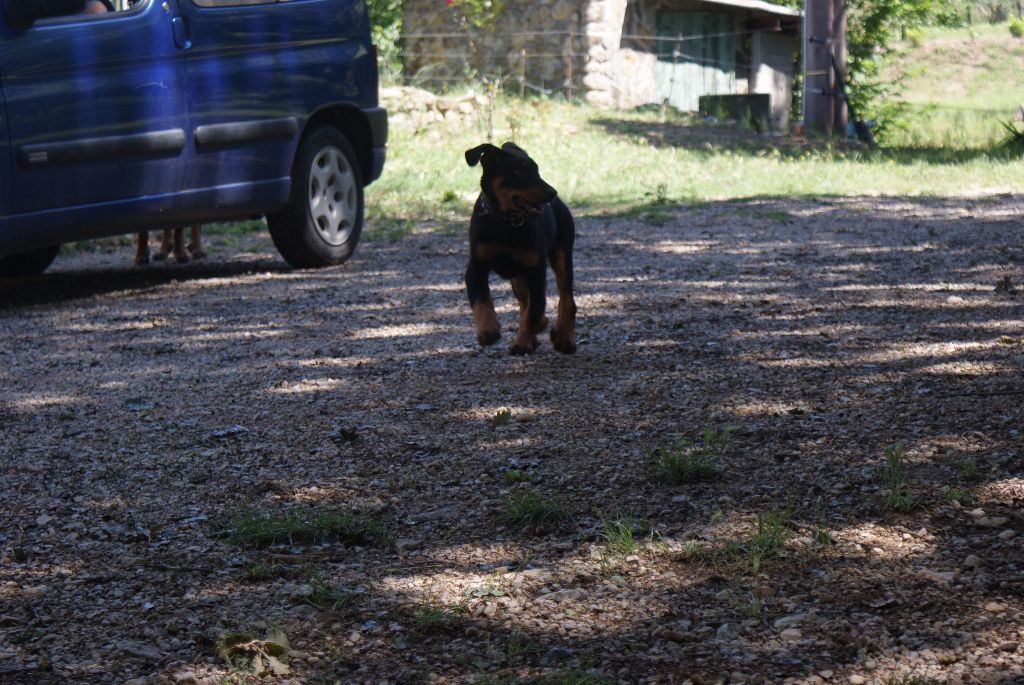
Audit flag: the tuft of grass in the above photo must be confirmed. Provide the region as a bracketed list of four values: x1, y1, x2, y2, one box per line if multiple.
[406, 601, 468, 637]
[241, 561, 312, 582]
[649, 427, 735, 484]
[502, 469, 533, 484]
[679, 506, 791, 572]
[300, 578, 360, 612]
[220, 507, 391, 549]
[745, 508, 791, 572]
[598, 512, 650, 557]
[502, 489, 569, 530]
[882, 445, 922, 513]
[957, 455, 981, 482]
[490, 408, 513, 427]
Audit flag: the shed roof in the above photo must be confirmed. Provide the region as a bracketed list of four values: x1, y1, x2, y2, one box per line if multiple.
[696, 0, 802, 18]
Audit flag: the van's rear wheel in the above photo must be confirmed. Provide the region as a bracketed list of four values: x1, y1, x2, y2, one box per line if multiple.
[267, 126, 364, 268]
[0, 245, 60, 277]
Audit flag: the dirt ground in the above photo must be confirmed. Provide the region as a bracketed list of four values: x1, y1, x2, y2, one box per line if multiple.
[1, 194, 1022, 685]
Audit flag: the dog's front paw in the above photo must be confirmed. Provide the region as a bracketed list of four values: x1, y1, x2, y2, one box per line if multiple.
[551, 327, 576, 354]
[510, 332, 538, 356]
[477, 327, 501, 347]
[189, 248, 207, 260]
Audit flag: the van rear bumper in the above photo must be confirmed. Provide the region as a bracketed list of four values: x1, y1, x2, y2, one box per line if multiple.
[364, 106, 387, 184]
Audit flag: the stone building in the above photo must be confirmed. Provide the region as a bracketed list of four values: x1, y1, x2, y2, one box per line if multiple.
[401, 0, 801, 129]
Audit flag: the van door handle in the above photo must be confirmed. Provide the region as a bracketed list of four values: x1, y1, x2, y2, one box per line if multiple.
[171, 16, 192, 50]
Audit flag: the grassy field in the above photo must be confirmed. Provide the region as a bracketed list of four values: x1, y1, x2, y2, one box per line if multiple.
[364, 98, 1023, 237]
[884, 20, 1024, 147]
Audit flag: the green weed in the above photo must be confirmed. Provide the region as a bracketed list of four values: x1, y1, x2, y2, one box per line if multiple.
[406, 601, 468, 636]
[649, 427, 735, 484]
[220, 507, 391, 549]
[502, 469, 533, 484]
[882, 445, 922, 513]
[502, 489, 569, 529]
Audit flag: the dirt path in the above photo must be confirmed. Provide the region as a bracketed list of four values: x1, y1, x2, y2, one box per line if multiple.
[1, 195, 1022, 684]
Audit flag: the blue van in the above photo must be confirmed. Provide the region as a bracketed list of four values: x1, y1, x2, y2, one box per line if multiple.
[0, 0, 386, 275]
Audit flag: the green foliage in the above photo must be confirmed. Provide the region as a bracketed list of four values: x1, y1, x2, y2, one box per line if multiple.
[1011, 16, 1024, 37]
[599, 512, 649, 557]
[406, 601, 468, 636]
[502, 469, 533, 484]
[220, 506, 391, 549]
[447, 0, 505, 29]
[997, 120, 1024, 155]
[649, 427, 735, 484]
[842, 0, 953, 141]
[882, 444, 922, 513]
[367, 0, 404, 83]
[502, 489, 569, 529]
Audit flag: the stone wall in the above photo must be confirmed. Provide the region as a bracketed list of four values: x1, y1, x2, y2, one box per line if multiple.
[401, 0, 585, 98]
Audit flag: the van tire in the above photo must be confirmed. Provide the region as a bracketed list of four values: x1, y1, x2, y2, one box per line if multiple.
[268, 126, 364, 268]
[0, 245, 60, 277]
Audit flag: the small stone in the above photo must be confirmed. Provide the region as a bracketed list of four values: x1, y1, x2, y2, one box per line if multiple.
[36, 515, 53, 526]
[773, 614, 810, 629]
[780, 628, 802, 641]
[975, 516, 1009, 527]
[997, 642, 1020, 653]
[985, 602, 1006, 612]
[819, 671, 834, 679]
[395, 538, 423, 553]
[657, 628, 689, 643]
[962, 555, 981, 568]
[998, 529, 1016, 540]
[849, 676, 866, 685]
[293, 584, 314, 597]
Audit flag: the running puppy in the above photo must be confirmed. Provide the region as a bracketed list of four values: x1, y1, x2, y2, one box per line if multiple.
[464, 142, 576, 355]
[135, 225, 204, 266]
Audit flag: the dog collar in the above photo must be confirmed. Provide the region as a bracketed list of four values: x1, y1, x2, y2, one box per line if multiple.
[476, 194, 527, 227]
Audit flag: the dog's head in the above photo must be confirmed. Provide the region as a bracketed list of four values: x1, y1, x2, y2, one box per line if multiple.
[465, 142, 557, 218]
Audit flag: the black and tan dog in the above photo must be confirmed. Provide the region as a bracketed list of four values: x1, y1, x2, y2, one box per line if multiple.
[464, 142, 576, 355]
[134, 225, 204, 266]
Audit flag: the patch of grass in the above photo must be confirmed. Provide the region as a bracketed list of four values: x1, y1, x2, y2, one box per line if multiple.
[490, 408, 513, 427]
[745, 508, 791, 573]
[649, 426, 735, 484]
[598, 511, 650, 558]
[957, 455, 981, 481]
[300, 578, 360, 612]
[501, 488, 570, 530]
[679, 506, 791, 572]
[406, 601, 468, 637]
[219, 507, 391, 549]
[942, 485, 974, 506]
[241, 560, 312, 582]
[502, 469, 533, 484]
[882, 445, 922, 513]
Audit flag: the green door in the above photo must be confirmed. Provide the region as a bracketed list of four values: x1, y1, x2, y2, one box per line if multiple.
[656, 11, 736, 111]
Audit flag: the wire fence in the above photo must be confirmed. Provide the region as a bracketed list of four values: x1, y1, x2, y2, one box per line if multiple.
[391, 26, 782, 102]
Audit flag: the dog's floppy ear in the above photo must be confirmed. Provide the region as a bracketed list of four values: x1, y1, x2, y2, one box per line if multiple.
[465, 143, 503, 167]
[500, 142, 529, 158]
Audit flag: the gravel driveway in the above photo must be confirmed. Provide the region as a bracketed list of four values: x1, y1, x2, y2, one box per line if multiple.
[1, 195, 1022, 684]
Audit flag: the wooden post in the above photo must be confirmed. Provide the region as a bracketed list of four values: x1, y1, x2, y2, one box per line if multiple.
[803, 0, 835, 137]
[519, 49, 526, 99]
[565, 31, 574, 104]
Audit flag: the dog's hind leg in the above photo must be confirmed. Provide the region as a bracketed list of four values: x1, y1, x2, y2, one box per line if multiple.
[134, 231, 151, 266]
[549, 248, 577, 354]
[510, 275, 547, 355]
[188, 224, 206, 260]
